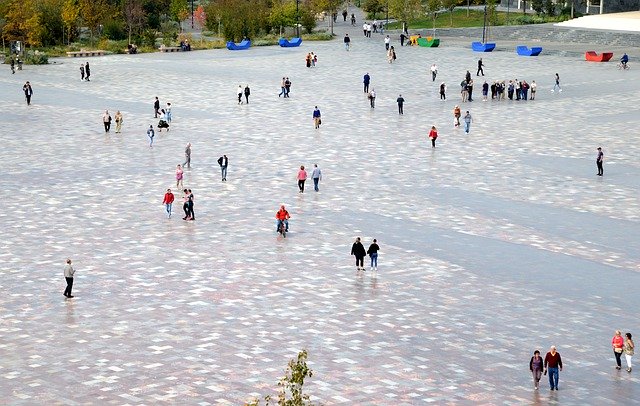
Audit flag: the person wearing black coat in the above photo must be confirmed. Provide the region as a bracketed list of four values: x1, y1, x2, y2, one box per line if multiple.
[351, 237, 367, 271]
[244, 85, 250, 104]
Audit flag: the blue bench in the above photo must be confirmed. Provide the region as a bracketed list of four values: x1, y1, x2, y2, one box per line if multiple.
[471, 42, 496, 52]
[226, 40, 251, 50]
[279, 37, 302, 47]
[516, 45, 543, 56]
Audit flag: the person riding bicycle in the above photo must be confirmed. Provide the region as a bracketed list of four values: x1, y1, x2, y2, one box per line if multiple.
[275, 205, 290, 233]
[621, 53, 629, 68]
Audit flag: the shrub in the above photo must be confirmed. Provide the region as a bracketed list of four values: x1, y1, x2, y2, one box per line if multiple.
[24, 51, 49, 65]
[103, 19, 127, 41]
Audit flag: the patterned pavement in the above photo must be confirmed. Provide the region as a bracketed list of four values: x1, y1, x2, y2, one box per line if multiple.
[1, 17, 640, 405]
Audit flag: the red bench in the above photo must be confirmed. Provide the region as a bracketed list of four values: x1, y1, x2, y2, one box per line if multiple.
[585, 51, 613, 62]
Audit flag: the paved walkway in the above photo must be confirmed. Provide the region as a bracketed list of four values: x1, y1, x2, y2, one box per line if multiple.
[0, 14, 639, 404]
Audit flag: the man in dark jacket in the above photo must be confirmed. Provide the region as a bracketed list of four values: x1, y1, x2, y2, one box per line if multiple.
[217, 154, 228, 181]
[351, 237, 367, 271]
[244, 85, 251, 104]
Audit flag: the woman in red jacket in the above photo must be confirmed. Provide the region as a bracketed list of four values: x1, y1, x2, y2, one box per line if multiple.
[162, 188, 174, 218]
[428, 126, 438, 148]
[612, 330, 625, 370]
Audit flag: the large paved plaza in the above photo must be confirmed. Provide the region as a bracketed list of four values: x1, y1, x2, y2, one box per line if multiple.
[1, 22, 640, 405]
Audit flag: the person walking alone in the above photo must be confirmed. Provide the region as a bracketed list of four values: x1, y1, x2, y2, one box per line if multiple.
[183, 143, 192, 168]
[363, 72, 370, 93]
[176, 164, 184, 189]
[613, 330, 625, 370]
[624, 333, 635, 372]
[596, 147, 604, 176]
[552, 73, 561, 92]
[147, 125, 155, 147]
[428, 126, 438, 148]
[344, 33, 351, 51]
[311, 164, 322, 191]
[102, 110, 112, 132]
[23, 81, 33, 106]
[431, 64, 438, 82]
[218, 154, 228, 181]
[351, 237, 367, 271]
[463, 111, 472, 134]
[297, 165, 308, 193]
[544, 346, 563, 391]
[529, 350, 544, 390]
[384, 35, 390, 51]
[367, 239, 380, 271]
[477, 58, 484, 76]
[162, 188, 174, 218]
[154, 97, 160, 118]
[440, 82, 446, 100]
[397, 94, 405, 115]
[368, 89, 376, 108]
[313, 106, 322, 129]
[63, 258, 76, 298]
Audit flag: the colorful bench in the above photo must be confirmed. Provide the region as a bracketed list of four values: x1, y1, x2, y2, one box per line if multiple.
[417, 37, 440, 47]
[226, 40, 251, 50]
[585, 51, 613, 62]
[516, 45, 543, 56]
[279, 37, 302, 47]
[471, 42, 496, 52]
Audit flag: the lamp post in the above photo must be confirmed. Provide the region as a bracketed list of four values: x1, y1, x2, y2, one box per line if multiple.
[296, 0, 300, 37]
[191, 0, 194, 29]
[386, 0, 389, 28]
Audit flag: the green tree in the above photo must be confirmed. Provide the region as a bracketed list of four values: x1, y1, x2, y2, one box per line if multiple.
[169, 0, 189, 30]
[204, 0, 269, 41]
[531, 0, 544, 14]
[388, 0, 423, 30]
[79, 0, 107, 45]
[4, 0, 43, 46]
[299, 7, 316, 34]
[362, 0, 385, 19]
[62, 0, 80, 44]
[269, 0, 297, 36]
[36, 0, 64, 46]
[442, 0, 457, 26]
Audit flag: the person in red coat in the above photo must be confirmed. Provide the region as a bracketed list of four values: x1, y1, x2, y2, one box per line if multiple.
[428, 126, 438, 148]
[162, 188, 175, 218]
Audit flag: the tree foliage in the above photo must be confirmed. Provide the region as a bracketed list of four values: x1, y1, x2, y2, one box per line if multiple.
[62, 0, 80, 44]
[362, 0, 385, 19]
[388, 0, 423, 27]
[0, 0, 321, 47]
